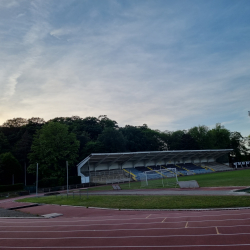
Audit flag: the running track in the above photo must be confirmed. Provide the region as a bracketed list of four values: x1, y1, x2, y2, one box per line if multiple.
[1, 199, 250, 249]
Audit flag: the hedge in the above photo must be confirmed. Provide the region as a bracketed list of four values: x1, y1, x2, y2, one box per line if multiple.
[0, 183, 24, 192]
[38, 176, 81, 188]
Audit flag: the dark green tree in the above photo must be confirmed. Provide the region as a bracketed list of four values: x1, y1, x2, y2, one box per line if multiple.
[188, 125, 212, 149]
[0, 152, 21, 185]
[0, 131, 10, 154]
[28, 122, 80, 179]
[97, 128, 126, 153]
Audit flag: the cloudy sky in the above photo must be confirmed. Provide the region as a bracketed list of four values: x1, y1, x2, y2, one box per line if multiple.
[0, 0, 250, 136]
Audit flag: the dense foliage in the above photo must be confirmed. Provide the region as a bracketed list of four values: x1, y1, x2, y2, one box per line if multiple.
[0, 116, 249, 185]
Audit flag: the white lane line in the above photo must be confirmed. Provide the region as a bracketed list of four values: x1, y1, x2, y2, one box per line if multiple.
[3, 232, 250, 239]
[2, 211, 250, 224]
[1, 217, 250, 228]
[2, 244, 250, 248]
[2, 223, 250, 232]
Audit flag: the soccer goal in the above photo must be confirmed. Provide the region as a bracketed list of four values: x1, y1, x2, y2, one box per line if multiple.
[140, 168, 178, 188]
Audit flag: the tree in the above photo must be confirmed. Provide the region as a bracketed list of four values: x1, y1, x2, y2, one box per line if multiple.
[97, 127, 126, 153]
[208, 124, 231, 149]
[0, 131, 10, 154]
[2, 118, 28, 127]
[188, 126, 212, 149]
[180, 133, 199, 150]
[230, 131, 248, 161]
[98, 115, 118, 129]
[13, 130, 33, 164]
[165, 130, 185, 150]
[28, 122, 80, 179]
[121, 125, 165, 152]
[0, 152, 21, 185]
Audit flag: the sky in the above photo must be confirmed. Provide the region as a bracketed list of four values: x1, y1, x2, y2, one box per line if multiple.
[0, 0, 250, 136]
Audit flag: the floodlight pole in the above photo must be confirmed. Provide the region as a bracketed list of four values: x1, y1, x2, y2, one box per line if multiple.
[36, 163, 38, 197]
[66, 161, 68, 195]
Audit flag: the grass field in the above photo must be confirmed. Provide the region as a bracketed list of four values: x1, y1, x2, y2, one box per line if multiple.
[87, 169, 250, 191]
[18, 169, 250, 209]
[19, 195, 250, 209]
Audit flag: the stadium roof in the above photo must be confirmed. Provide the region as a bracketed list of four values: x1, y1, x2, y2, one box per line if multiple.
[77, 149, 233, 168]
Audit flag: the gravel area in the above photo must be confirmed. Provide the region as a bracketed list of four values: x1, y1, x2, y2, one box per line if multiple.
[0, 207, 40, 217]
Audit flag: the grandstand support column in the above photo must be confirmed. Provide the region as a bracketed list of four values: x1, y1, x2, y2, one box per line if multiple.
[66, 161, 68, 195]
[88, 160, 90, 187]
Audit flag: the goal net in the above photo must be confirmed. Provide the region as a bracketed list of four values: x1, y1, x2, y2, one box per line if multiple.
[140, 168, 178, 188]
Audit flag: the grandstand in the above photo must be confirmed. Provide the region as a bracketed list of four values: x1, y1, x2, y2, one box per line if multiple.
[77, 149, 233, 184]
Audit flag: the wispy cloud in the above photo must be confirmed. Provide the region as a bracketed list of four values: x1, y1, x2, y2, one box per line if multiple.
[0, 0, 250, 136]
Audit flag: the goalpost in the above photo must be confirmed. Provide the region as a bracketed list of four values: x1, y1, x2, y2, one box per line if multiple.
[140, 168, 178, 188]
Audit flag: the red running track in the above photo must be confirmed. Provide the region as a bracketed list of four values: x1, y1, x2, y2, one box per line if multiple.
[1, 202, 250, 249]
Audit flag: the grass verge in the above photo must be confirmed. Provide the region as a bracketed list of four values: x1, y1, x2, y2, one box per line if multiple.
[19, 195, 250, 209]
[86, 169, 250, 192]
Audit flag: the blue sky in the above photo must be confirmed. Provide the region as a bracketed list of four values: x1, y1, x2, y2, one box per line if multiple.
[0, 0, 250, 136]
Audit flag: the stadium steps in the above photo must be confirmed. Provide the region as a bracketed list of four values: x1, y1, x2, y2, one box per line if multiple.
[203, 162, 232, 172]
[176, 164, 195, 175]
[193, 163, 214, 172]
[147, 167, 168, 177]
[123, 169, 137, 181]
[172, 164, 188, 175]
[161, 166, 183, 176]
[196, 163, 214, 172]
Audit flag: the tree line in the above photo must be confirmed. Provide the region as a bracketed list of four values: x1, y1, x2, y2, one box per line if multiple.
[0, 115, 249, 185]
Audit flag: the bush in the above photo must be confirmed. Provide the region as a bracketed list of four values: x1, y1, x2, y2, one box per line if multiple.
[38, 176, 81, 188]
[38, 177, 58, 188]
[0, 183, 24, 192]
[68, 176, 81, 185]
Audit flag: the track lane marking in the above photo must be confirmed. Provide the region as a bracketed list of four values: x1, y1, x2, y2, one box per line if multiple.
[2, 211, 250, 224]
[161, 218, 167, 223]
[1, 217, 250, 228]
[2, 224, 250, 232]
[215, 227, 220, 234]
[3, 244, 250, 248]
[4, 232, 250, 239]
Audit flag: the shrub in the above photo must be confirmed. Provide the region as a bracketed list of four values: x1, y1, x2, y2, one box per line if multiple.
[0, 183, 23, 192]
